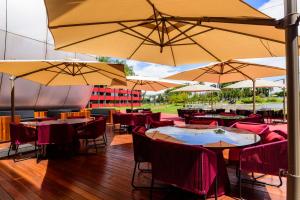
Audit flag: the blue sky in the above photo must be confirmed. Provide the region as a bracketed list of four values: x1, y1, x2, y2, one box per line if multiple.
[127, 0, 287, 80]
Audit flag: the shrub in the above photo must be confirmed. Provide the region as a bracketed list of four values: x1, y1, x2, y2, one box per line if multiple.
[240, 96, 265, 104]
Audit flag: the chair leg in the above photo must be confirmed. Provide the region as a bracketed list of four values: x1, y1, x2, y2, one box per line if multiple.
[214, 175, 218, 200]
[150, 177, 154, 200]
[13, 144, 19, 162]
[131, 162, 138, 188]
[93, 139, 98, 153]
[239, 170, 242, 200]
[7, 143, 12, 157]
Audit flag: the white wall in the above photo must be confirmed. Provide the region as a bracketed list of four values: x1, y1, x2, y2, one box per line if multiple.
[0, 0, 95, 109]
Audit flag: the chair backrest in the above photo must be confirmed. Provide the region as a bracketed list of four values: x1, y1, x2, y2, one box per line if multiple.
[37, 123, 75, 145]
[230, 122, 269, 135]
[133, 114, 147, 127]
[150, 120, 174, 128]
[240, 140, 288, 175]
[151, 139, 217, 196]
[82, 118, 106, 139]
[262, 131, 286, 143]
[150, 112, 161, 121]
[132, 126, 151, 162]
[215, 109, 225, 114]
[189, 119, 218, 126]
[10, 123, 36, 144]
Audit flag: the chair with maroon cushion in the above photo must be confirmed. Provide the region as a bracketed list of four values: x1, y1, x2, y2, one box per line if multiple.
[262, 131, 286, 143]
[238, 140, 287, 199]
[228, 122, 269, 166]
[8, 123, 38, 161]
[272, 129, 288, 139]
[192, 112, 206, 116]
[150, 139, 218, 199]
[216, 109, 225, 114]
[131, 126, 152, 189]
[189, 119, 218, 126]
[37, 123, 76, 159]
[150, 112, 161, 122]
[150, 120, 174, 128]
[76, 118, 107, 152]
[133, 114, 147, 127]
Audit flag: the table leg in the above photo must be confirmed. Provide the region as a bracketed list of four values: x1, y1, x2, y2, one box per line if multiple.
[214, 149, 231, 196]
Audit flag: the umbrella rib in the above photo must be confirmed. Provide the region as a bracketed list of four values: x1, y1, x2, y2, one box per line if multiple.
[259, 39, 277, 57]
[85, 64, 126, 78]
[226, 63, 253, 80]
[77, 67, 89, 85]
[120, 30, 155, 44]
[223, 63, 249, 74]
[191, 64, 219, 81]
[128, 20, 162, 59]
[45, 65, 69, 86]
[16, 62, 65, 79]
[56, 20, 155, 50]
[148, 82, 158, 91]
[165, 26, 177, 66]
[118, 22, 159, 46]
[165, 24, 197, 45]
[198, 23, 286, 45]
[49, 18, 155, 29]
[165, 20, 222, 61]
[151, 4, 162, 45]
[168, 28, 213, 45]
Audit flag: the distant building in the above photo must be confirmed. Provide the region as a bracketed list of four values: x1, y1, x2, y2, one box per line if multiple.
[89, 86, 142, 108]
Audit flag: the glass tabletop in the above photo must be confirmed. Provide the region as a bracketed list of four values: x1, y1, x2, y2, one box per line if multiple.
[145, 125, 260, 149]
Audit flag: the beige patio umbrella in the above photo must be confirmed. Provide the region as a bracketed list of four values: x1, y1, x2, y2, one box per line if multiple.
[224, 79, 286, 120]
[223, 79, 285, 89]
[44, 0, 299, 66]
[166, 60, 286, 113]
[171, 84, 220, 92]
[111, 76, 182, 109]
[0, 60, 126, 120]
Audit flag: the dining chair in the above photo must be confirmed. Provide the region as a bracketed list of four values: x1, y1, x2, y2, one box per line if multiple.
[238, 140, 288, 199]
[149, 120, 174, 128]
[131, 126, 152, 189]
[189, 119, 218, 126]
[76, 118, 107, 153]
[150, 139, 218, 200]
[8, 123, 37, 162]
[37, 123, 76, 159]
[149, 112, 161, 122]
[228, 122, 269, 166]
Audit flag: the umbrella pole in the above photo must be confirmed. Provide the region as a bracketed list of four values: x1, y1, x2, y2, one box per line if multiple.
[283, 79, 286, 122]
[131, 83, 138, 111]
[10, 76, 15, 122]
[285, 0, 300, 199]
[252, 80, 256, 114]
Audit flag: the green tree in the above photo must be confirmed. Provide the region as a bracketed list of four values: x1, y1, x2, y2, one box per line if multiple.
[97, 57, 135, 76]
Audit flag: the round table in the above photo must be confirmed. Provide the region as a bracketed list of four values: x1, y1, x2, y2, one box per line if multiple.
[145, 124, 261, 196]
[21, 118, 93, 127]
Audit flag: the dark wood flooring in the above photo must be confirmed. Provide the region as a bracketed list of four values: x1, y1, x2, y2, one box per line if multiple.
[0, 128, 286, 200]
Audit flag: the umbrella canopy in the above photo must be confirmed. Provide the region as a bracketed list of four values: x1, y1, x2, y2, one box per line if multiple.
[166, 60, 286, 113]
[112, 76, 182, 92]
[111, 76, 182, 109]
[166, 60, 286, 83]
[224, 79, 285, 89]
[172, 84, 220, 92]
[44, 0, 298, 66]
[0, 60, 126, 86]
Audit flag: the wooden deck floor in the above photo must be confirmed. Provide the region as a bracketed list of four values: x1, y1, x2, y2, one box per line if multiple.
[0, 128, 286, 200]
